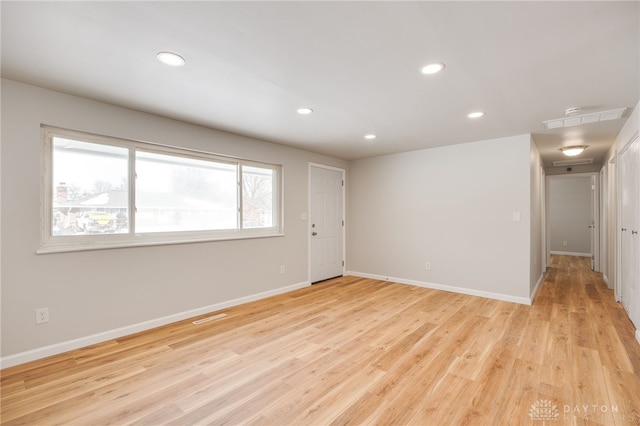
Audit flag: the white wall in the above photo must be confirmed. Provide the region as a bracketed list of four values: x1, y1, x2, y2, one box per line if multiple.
[0, 79, 347, 365]
[529, 138, 545, 295]
[0, 78, 562, 365]
[548, 176, 592, 255]
[347, 134, 534, 303]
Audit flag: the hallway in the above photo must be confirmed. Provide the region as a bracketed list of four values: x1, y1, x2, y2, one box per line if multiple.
[532, 255, 640, 423]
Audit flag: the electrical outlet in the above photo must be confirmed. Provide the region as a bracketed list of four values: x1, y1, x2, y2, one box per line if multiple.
[35, 307, 50, 324]
[280, 265, 285, 274]
[425, 262, 431, 271]
[563, 241, 568, 247]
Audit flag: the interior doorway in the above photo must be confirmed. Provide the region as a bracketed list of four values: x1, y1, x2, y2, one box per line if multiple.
[546, 173, 599, 271]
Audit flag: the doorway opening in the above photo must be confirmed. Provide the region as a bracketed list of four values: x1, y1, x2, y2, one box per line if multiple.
[546, 173, 599, 272]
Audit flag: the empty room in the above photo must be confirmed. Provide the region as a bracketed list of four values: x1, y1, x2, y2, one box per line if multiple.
[1, 1, 639, 425]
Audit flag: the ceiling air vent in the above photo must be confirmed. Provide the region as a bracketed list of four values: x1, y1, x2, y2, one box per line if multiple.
[543, 107, 626, 130]
[552, 158, 594, 167]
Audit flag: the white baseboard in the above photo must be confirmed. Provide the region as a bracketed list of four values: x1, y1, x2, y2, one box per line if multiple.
[602, 274, 614, 289]
[0, 281, 310, 369]
[530, 272, 546, 303]
[346, 271, 531, 305]
[550, 250, 591, 257]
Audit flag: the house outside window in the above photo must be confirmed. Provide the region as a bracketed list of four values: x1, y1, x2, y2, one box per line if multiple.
[41, 126, 283, 253]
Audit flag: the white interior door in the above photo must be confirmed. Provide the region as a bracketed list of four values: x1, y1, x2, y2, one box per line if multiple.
[634, 138, 640, 331]
[620, 136, 639, 328]
[590, 175, 597, 270]
[309, 165, 344, 283]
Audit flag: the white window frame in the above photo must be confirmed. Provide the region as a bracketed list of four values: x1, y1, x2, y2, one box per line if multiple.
[39, 126, 283, 254]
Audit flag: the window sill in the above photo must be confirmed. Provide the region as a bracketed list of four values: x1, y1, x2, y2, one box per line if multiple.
[36, 232, 285, 254]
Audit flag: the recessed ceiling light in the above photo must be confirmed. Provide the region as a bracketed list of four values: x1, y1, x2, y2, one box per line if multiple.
[420, 62, 445, 75]
[297, 107, 313, 115]
[364, 134, 376, 140]
[560, 145, 588, 157]
[157, 52, 185, 67]
[468, 111, 485, 118]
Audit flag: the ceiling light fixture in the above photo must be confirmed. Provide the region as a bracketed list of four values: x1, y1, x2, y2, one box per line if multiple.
[297, 107, 313, 115]
[543, 107, 626, 130]
[364, 134, 376, 140]
[420, 62, 445, 75]
[468, 111, 485, 119]
[156, 51, 185, 67]
[560, 145, 588, 157]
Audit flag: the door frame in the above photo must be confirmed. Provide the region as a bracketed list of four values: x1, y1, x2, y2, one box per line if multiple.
[541, 166, 547, 272]
[616, 133, 639, 312]
[591, 174, 600, 271]
[545, 172, 600, 270]
[599, 167, 608, 281]
[308, 162, 346, 284]
[607, 153, 618, 297]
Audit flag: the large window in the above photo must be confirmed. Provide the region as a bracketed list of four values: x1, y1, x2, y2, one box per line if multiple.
[41, 126, 282, 253]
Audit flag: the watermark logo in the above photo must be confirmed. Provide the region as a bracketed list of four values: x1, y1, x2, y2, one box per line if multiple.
[529, 400, 635, 423]
[529, 399, 560, 424]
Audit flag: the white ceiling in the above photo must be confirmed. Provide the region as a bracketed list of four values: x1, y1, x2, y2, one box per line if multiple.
[2, 1, 638, 167]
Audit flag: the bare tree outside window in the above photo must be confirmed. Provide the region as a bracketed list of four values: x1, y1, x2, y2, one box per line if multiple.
[52, 138, 128, 235]
[242, 166, 274, 228]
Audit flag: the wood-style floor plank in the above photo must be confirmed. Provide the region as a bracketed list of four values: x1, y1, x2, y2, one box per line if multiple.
[2, 255, 640, 425]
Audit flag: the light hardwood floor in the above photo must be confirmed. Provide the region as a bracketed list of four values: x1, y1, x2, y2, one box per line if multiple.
[2, 255, 640, 425]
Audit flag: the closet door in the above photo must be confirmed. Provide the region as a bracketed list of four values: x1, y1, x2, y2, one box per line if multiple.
[620, 136, 639, 328]
[633, 137, 640, 329]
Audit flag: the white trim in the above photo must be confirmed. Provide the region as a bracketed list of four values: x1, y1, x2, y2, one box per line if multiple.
[308, 162, 346, 174]
[0, 280, 310, 369]
[541, 166, 547, 271]
[592, 174, 601, 272]
[36, 232, 285, 254]
[602, 274, 613, 290]
[530, 272, 546, 303]
[346, 271, 532, 305]
[549, 250, 592, 257]
[608, 148, 621, 301]
[599, 167, 607, 276]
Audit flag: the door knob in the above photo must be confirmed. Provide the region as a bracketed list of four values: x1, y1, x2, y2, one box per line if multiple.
[312, 232, 317, 236]
[633, 230, 638, 235]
